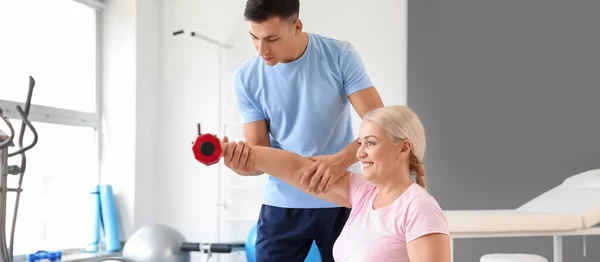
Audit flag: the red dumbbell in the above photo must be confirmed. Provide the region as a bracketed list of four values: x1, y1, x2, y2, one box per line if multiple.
[192, 133, 222, 165]
[192, 124, 223, 165]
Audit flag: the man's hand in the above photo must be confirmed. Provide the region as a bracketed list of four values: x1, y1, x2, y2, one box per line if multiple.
[221, 136, 259, 176]
[300, 153, 351, 194]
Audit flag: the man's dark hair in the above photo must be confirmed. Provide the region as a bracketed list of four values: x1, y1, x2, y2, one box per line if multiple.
[244, 0, 300, 23]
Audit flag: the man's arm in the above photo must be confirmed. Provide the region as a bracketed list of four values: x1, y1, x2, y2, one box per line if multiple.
[228, 70, 271, 176]
[225, 120, 271, 176]
[337, 86, 384, 166]
[301, 42, 384, 193]
[338, 42, 384, 164]
[241, 120, 271, 175]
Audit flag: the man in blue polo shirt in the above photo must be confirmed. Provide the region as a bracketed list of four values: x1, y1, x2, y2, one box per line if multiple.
[224, 0, 384, 261]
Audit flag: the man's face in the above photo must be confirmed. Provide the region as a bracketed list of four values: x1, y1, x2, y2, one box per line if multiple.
[249, 16, 299, 66]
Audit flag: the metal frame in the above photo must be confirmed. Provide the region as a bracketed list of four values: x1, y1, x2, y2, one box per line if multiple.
[450, 227, 600, 262]
[94, 2, 104, 184]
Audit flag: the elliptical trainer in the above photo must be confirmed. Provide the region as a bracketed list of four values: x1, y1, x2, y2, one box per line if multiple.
[0, 76, 39, 262]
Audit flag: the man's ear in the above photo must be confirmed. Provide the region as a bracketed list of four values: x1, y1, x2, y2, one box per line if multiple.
[294, 18, 303, 34]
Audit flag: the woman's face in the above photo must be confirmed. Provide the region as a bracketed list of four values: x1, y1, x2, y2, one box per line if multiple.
[356, 120, 409, 181]
[356, 120, 400, 180]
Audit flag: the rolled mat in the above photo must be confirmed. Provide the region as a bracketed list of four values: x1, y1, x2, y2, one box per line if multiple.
[84, 185, 102, 252]
[99, 184, 121, 252]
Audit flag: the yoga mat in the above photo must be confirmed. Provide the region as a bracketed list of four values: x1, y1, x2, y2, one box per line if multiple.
[99, 184, 121, 252]
[84, 185, 102, 252]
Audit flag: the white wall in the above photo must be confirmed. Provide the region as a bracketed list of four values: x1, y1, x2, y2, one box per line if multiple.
[133, 0, 160, 231]
[158, 2, 222, 261]
[101, 0, 406, 261]
[101, 0, 138, 239]
[100, 0, 160, 240]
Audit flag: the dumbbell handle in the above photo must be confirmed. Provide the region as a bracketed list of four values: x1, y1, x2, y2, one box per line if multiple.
[180, 242, 245, 253]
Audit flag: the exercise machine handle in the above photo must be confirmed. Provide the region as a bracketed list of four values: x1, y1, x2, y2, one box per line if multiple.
[180, 242, 245, 253]
[208, 243, 244, 253]
[180, 242, 200, 252]
[8, 106, 38, 157]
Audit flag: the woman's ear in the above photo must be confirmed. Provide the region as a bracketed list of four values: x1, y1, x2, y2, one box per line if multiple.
[394, 139, 412, 159]
[400, 139, 412, 156]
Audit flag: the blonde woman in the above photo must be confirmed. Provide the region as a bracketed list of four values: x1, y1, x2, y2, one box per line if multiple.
[221, 105, 451, 262]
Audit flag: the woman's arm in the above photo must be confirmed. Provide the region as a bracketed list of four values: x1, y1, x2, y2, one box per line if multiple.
[407, 233, 451, 262]
[221, 140, 352, 208]
[402, 193, 451, 262]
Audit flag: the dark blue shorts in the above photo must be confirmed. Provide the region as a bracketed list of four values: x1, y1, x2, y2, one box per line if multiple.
[254, 204, 351, 262]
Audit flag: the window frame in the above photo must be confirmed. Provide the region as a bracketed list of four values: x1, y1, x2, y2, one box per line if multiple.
[73, 0, 106, 11]
[0, 0, 106, 257]
[0, 100, 99, 128]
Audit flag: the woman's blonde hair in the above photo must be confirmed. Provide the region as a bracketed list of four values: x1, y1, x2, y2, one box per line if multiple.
[363, 105, 427, 188]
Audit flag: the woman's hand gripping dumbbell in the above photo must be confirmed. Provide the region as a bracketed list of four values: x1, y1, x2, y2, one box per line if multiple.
[191, 133, 255, 173]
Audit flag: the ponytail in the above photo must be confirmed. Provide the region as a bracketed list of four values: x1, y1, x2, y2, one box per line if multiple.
[410, 153, 426, 189]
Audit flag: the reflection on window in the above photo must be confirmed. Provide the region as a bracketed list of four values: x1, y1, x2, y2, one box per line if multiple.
[0, 0, 97, 113]
[3, 120, 98, 254]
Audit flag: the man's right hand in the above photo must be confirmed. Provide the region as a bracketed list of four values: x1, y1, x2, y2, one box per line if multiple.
[222, 136, 262, 176]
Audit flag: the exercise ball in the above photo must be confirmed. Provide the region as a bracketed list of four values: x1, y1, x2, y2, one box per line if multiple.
[245, 223, 321, 262]
[122, 224, 190, 262]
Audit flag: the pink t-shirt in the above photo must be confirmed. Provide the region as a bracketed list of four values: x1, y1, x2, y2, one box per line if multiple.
[332, 173, 449, 262]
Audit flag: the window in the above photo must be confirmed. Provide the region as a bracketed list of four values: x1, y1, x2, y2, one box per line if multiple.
[5, 120, 99, 254]
[0, 0, 103, 256]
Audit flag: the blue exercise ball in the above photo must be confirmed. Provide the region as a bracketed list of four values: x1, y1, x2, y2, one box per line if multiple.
[245, 223, 321, 262]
